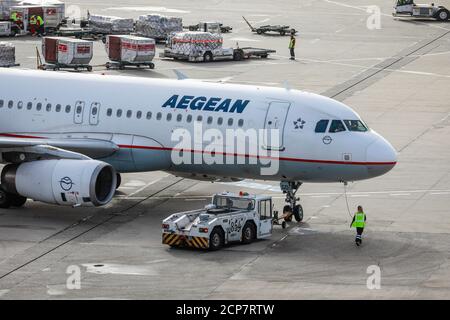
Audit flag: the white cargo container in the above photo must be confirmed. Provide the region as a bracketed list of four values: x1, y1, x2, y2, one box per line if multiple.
[42, 37, 93, 71]
[105, 35, 155, 69]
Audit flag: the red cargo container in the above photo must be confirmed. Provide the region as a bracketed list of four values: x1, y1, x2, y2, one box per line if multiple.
[108, 35, 122, 61]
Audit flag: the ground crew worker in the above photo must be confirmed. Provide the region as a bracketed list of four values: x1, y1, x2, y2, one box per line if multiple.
[288, 32, 296, 60]
[29, 15, 37, 35]
[350, 205, 367, 246]
[10, 11, 18, 22]
[36, 15, 44, 37]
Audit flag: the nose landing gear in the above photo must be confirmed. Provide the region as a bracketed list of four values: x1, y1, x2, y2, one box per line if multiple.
[281, 181, 304, 222]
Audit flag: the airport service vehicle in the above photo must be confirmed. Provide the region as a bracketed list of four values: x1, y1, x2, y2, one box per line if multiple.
[161, 31, 275, 62]
[242, 16, 296, 36]
[184, 22, 233, 33]
[0, 21, 20, 37]
[0, 68, 397, 211]
[105, 35, 155, 70]
[393, 0, 449, 20]
[162, 192, 273, 250]
[41, 37, 93, 71]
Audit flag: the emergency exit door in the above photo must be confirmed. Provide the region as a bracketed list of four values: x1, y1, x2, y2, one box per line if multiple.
[263, 101, 291, 151]
[73, 101, 85, 124]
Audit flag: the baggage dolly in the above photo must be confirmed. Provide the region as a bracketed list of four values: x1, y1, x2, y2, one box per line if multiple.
[105, 61, 155, 70]
[243, 16, 296, 36]
[41, 63, 93, 72]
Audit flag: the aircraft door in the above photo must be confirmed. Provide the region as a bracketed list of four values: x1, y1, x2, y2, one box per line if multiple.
[258, 199, 273, 238]
[263, 101, 291, 151]
[89, 102, 100, 125]
[73, 101, 85, 124]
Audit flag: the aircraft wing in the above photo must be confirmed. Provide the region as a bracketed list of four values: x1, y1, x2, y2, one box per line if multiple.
[0, 137, 119, 163]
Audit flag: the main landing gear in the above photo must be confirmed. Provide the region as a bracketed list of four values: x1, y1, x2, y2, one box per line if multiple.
[281, 181, 304, 223]
[0, 187, 27, 209]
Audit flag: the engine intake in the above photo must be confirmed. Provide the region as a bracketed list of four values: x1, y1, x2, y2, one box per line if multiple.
[1, 160, 117, 207]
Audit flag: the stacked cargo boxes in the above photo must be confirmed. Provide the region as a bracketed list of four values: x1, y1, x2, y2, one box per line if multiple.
[43, 37, 93, 66]
[135, 14, 182, 40]
[169, 32, 223, 56]
[0, 42, 16, 67]
[88, 14, 134, 34]
[106, 35, 155, 63]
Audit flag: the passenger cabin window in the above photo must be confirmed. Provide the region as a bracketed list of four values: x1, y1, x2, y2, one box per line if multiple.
[228, 118, 233, 126]
[156, 112, 162, 120]
[167, 113, 172, 121]
[17, 101, 23, 110]
[117, 109, 122, 117]
[329, 120, 346, 133]
[126, 110, 132, 118]
[56, 104, 61, 112]
[36, 103, 42, 111]
[197, 115, 203, 122]
[315, 120, 329, 133]
[46, 103, 52, 112]
[27, 102, 32, 110]
[65, 105, 71, 113]
[107, 108, 112, 117]
[136, 111, 142, 119]
[146, 112, 152, 120]
[187, 115, 192, 123]
[207, 116, 213, 125]
[0, 100, 3, 107]
[238, 119, 244, 127]
[344, 120, 368, 132]
[8, 100, 13, 108]
[217, 117, 223, 125]
[177, 114, 182, 122]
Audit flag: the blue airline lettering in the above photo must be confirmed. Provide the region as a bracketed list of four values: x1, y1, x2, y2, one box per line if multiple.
[162, 95, 250, 113]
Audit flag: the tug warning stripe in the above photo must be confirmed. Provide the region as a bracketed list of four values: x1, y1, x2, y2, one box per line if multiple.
[162, 233, 209, 249]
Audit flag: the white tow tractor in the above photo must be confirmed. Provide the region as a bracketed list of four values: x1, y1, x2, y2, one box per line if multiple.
[393, 0, 450, 21]
[162, 192, 274, 250]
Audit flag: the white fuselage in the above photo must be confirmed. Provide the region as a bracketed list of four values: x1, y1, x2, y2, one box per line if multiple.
[0, 69, 397, 182]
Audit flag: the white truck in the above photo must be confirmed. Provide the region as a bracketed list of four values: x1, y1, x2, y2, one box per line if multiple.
[393, 0, 449, 21]
[162, 192, 274, 250]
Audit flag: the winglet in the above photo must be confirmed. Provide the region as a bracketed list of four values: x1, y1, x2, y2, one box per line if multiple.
[174, 70, 189, 80]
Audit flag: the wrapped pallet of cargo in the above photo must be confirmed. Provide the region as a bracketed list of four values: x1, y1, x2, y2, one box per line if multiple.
[135, 14, 182, 41]
[42, 37, 93, 71]
[105, 35, 155, 69]
[0, 42, 18, 67]
[88, 14, 134, 34]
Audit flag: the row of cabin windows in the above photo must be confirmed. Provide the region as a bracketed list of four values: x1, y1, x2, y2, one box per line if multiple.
[106, 108, 245, 127]
[0, 99, 245, 128]
[0, 99, 72, 113]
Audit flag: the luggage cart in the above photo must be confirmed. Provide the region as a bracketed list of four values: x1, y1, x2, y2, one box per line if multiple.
[243, 16, 296, 36]
[233, 47, 276, 60]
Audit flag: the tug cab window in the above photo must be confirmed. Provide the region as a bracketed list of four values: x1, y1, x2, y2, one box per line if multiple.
[329, 120, 346, 133]
[344, 120, 368, 132]
[315, 120, 329, 133]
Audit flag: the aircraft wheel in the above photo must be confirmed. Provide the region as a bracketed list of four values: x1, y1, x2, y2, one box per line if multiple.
[203, 52, 213, 62]
[11, 195, 27, 208]
[116, 173, 122, 190]
[209, 228, 224, 251]
[241, 222, 255, 244]
[0, 188, 12, 209]
[283, 205, 293, 222]
[293, 204, 304, 222]
[257, 29, 263, 34]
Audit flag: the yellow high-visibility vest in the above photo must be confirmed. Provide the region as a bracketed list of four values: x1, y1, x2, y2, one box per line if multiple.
[289, 37, 296, 49]
[352, 212, 365, 228]
[30, 16, 37, 25]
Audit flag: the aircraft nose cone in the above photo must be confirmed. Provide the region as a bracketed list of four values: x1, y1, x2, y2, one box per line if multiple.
[366, 137, 397, 178]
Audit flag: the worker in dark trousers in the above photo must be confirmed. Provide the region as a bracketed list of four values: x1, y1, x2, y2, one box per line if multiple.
[36, 15, 44, 37]
[350, 206, 366, 246]
[289, 32, 296, 60]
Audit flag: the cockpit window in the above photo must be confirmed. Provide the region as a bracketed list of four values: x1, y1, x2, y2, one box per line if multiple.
[315, 120, 329, 133]
[344, 120, 368, 132]
[329, 120, 346, 133]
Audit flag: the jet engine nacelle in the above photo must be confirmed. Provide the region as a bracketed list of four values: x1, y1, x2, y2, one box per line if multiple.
[1, 160, 117, 207]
